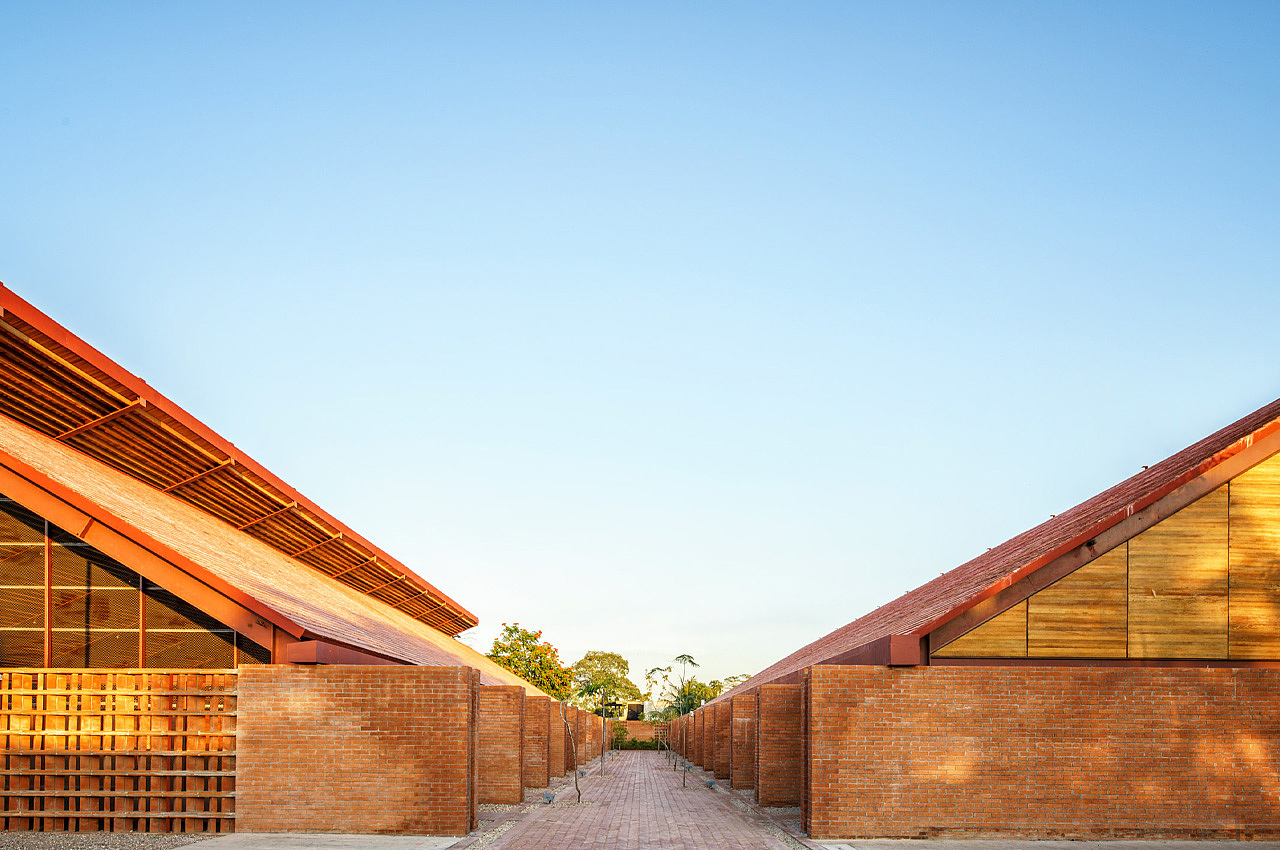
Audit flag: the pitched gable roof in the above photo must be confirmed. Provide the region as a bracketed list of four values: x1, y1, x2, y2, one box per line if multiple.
[0, 283, 475, 634]
[721, 396, 1280, 701]
[0, 411, 544, 693]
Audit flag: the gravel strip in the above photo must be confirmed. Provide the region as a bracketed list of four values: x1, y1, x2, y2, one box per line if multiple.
[0, 834, 212, 850]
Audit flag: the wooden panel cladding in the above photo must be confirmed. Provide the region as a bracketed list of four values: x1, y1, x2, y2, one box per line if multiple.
[934, 601, 1026, 658]
[1, 669, 236, 833]
[933, 454, 1280, 662]
[1129, 487, 1229, 658]
[1228, 453, 1280, 658]
[1028, 548, 1127, 658]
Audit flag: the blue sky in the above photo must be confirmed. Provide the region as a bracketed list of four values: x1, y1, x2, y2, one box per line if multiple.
[3, 2, 1279, 687]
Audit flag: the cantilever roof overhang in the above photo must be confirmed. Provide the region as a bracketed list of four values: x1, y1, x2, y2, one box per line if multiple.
[0, 283, 476, 635]
[0, 404, 542, 692]
[719, 395, 1280, 703]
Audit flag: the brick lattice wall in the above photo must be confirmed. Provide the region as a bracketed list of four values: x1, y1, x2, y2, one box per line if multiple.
[522, 695, 550, 789]
[730, 694, 756, 789]
[478, 685, 525, 804]
[712, 703, 731, 780]
[755, 684, 801, 806]
[804, 665, 1280, 840]
[237, 666, 478, 835]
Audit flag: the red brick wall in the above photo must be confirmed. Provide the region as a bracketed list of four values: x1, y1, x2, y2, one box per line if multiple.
[693, 709, 705, 766]
[804, 665, 1280, 840]
[238, 665, 478, 835]
[616, 720, 657, 741]
[574, 708, 587, 766]
[478, 685, 524, 804]
[755, 683, 801, 806]
[730, 694, 756, 789]
[548, 701, 566, 777]
[522, 695, 550, 789]
[712, 702, 731, 779]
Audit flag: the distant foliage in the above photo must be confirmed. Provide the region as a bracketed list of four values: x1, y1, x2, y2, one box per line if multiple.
[486, 622, 574, 699]
[569, 650, 643, 715]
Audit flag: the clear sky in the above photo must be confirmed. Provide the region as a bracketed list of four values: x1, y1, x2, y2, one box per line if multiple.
[3, 2, 1280, 688]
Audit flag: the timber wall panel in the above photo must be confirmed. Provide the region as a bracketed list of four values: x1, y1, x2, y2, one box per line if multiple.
[237, 665, 478, 836]
[934, 601, 1027, 657]
[0, 669, 236, 833]
[1028, 548, 1128, 657]
[478, 685, 523, 804]
[1229, 457, 1280, 658]
[1129, 487, 1229, 658]
[730, 694, 756, 789]
[754, 684, 801, 806]
[805, 665, 1280, 840]
[712, 703, 730, 780]
[522, 695, 550, 789]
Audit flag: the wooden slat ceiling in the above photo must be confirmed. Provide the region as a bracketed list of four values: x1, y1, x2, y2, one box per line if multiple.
[0, 295, 477, 636]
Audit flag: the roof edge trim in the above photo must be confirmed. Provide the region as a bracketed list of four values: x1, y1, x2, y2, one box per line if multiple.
[907, 415, 1280, 642]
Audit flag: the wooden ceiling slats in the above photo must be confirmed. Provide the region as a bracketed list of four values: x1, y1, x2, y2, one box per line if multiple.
[0, 334, 121, 421]
[61, 433, 173, 490]
[0, 379, 77, 435]
[114, 415, 221, 478]
[186, 473, 280, 520]
[0, 360, 105, 430]
[0, 298, 479, 634]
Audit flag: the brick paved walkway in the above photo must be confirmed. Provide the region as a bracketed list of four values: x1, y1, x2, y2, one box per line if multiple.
[456, 750, 807, 850]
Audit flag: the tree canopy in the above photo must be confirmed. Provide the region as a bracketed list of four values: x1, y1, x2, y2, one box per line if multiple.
[569, 650, 643, 716]
[485, 622, 573, 699]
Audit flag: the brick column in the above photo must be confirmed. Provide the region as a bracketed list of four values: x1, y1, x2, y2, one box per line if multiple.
[713, 702, 731, 780]
[755, 683, 801, 806]
[522, 695, 550, 789]
[478, 684, 524, 804]
[730, 693, 757, 789]
[238, 665, 478, 835]
[547, 700, 566, 777]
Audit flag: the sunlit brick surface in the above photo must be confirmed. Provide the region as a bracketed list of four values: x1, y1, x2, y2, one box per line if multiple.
[479, 685, 525, 804]
[803, 665, 1280, 840]
[237, 665, 478, 835]
[755, 684, 801, 806]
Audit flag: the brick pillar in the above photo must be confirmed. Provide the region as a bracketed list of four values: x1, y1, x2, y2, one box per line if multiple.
[238, 665, 478, 835]
[755, 683, 802, 806]
[713, 702, 731, 780]
[694, 709, 705, 766]
[730, 693, 757, 789]
[548, 701, 566, 777]
[574, 707, 587, 766]
[478, 684, 524, 804]
[522, 695, 550, 789]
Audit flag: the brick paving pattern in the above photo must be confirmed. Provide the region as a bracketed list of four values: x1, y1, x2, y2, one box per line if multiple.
[456, 750, 806, 850]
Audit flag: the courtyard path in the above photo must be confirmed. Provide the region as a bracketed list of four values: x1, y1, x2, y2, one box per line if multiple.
[458, 750, 805, 850]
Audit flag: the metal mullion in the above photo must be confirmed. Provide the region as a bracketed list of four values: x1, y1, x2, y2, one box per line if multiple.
[138, 578, 145, 669]
[43, 521, 51, 667]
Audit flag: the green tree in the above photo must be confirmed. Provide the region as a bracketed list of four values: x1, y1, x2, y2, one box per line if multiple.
[569, 650, 642, 716]
[486, 622, 573, 699]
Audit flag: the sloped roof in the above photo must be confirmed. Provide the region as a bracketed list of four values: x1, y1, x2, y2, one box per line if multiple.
[0, 412, 543, 693]
[721, 395, 1280, 701]
[0, 283, 475, 634]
